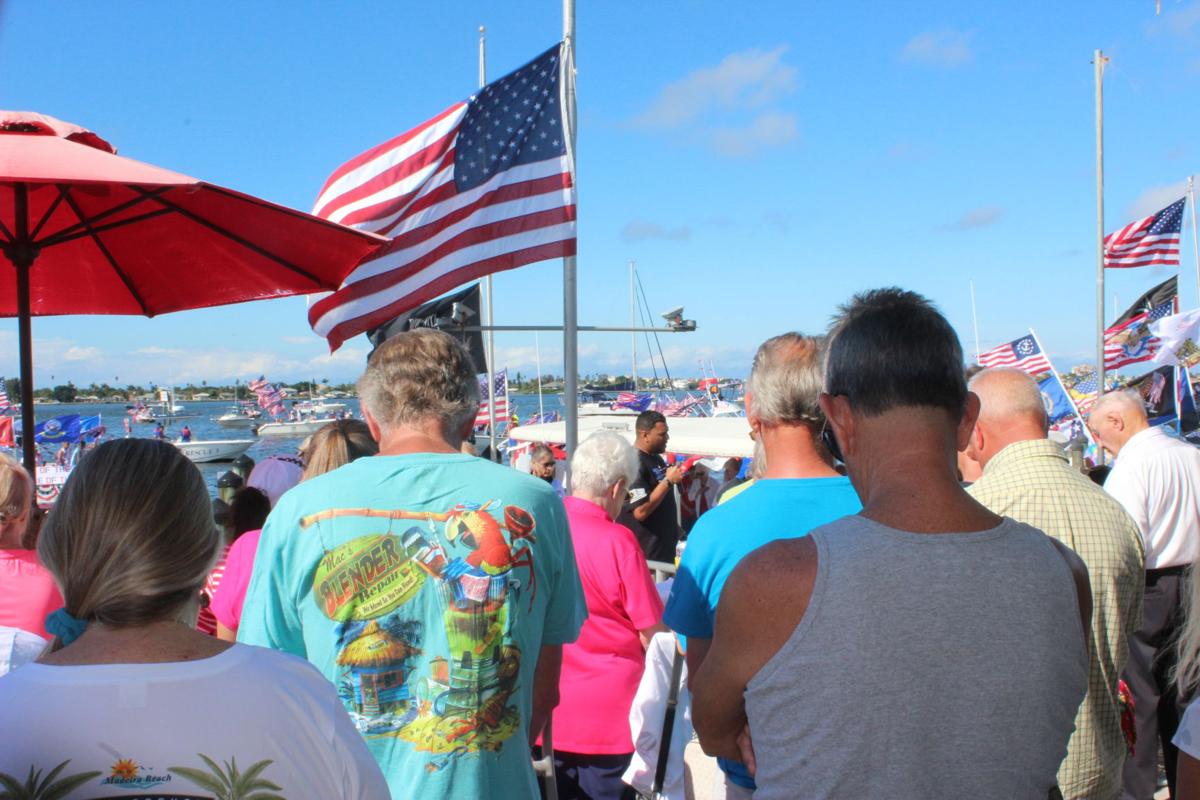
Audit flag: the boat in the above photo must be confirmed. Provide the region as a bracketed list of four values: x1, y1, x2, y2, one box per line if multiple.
[216, 408, 260, 428]
[509, 415, 753, 459]
[174, 438, 255, 463]
[256, 416, 337, 437]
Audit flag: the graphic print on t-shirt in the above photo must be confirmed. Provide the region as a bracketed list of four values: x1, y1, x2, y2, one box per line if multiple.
[302, 499, 538, 773]
[0, 753, 285, 799]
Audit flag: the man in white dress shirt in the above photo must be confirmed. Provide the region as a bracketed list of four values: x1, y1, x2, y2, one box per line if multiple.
[1089, 389, 1200, 799]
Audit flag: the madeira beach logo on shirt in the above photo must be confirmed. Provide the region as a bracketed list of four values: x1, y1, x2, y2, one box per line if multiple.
[101, 758, 172, 789]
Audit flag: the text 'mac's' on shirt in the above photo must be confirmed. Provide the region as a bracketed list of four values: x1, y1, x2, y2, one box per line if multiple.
[617, 449, 680, 564]
[238, 453, 587, 800]
[662, 476, 862, 789]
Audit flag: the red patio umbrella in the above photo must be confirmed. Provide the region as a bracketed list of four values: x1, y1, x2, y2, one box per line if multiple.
[0, 111, 386, 472]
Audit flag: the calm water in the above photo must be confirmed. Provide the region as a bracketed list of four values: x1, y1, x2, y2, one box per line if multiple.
[16, 392, 568, 498]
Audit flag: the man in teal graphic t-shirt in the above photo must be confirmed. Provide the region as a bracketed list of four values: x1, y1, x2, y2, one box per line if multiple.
[240, 330, 586, 799]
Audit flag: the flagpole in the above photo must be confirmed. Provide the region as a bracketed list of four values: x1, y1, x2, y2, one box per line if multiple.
[562, 0, 579, 485]
[479, 25, 499, 461]
[630, 260, 637, 388]
[535, 332, 544, 418]
[1031, 327, 1097, 448]
[1190, 175, 1200, 307]
[1094, 49, 1108, 413]
[969, 279, 981, 362]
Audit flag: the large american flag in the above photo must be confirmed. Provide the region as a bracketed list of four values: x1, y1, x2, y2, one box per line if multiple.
[1104, 300, 1175, 370]
[309, 43, 576, 350]
[475, 370, 509, 428]
[977, 334, 1052, 375]
[0, 377, 9, 414]
[1104, 197, 1185, 269]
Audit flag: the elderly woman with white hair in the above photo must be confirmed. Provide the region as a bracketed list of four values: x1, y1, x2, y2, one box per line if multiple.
[552, 432, 667, 800]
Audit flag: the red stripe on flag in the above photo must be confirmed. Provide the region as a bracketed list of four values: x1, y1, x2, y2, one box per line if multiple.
[322, 238, 576, 351]
[329, 137, 460, 229]
[314, 103, 466, 213]
[309, 200, 575, 321]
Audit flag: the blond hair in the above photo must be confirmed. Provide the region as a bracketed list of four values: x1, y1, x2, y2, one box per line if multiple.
[302, 419, 379, 481]
[38, 439, 218, 649]
[0, 451, 32, 529]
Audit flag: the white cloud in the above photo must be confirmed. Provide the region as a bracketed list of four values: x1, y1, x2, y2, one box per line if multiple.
[633, 46, 798, 129]
[1125, 179, 1189, 220]
[900, 29, 974, 67]
[631, 46, 799, 157]
[709, 110, 799, 158]
[939, 205, 1004, 232]
[62, 346, 102, 361]
[621, 220, 691, 243]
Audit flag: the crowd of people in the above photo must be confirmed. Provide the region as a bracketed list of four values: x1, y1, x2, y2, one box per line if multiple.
[0, 287, 1198, 800]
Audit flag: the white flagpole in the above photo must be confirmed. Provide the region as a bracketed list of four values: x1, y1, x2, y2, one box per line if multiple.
[535, 332, 544, 418]
[630, 260, 637, 388]
[969, 279, 981, 362]
[479, 25, 498, 461]
[1189, 175, 1200, 307]
[1094, 49, 1108, 462]
[562, 0, 579, 487]
[1031, 327, 1096, 448]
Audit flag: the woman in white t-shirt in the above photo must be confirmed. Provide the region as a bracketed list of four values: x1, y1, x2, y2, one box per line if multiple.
[0, 438, 388, 799]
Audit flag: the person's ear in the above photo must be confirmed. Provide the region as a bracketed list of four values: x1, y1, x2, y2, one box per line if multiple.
[819, 392, 854, 456]
[957, 392, 982, 453]
[1107, 410, 1124, 432]
[362, 408, 382, 442]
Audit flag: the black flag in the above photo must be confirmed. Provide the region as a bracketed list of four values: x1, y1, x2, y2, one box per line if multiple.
[366, 284, 488, 372]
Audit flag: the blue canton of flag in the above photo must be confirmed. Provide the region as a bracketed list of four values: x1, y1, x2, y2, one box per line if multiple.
[454, 47, 565, 192]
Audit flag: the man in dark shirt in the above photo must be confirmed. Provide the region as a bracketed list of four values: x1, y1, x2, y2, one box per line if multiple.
[618, 410, 683, 563]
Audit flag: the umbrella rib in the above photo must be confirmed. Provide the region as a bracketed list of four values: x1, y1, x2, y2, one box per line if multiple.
[35, 188, 171, 248]
[129, 187, 327, 288]
[28, 186, 70, 241]
[57, 189, 151, 316]
[40, 207, 173, 248]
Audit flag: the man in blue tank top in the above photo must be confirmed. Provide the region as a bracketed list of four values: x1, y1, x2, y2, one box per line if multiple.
[663, 332, 861, 798]
[693, 288, 1092, 800]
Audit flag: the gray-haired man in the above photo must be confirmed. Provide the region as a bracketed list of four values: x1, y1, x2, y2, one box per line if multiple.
[240, 328, 586, 798]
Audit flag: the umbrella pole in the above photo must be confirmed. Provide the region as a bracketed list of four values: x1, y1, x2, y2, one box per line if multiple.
[11, 183, 37, 475]
[16, 256, 34, 475]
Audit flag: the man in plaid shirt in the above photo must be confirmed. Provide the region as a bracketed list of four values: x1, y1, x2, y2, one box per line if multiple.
[966, 368, 1144, 800]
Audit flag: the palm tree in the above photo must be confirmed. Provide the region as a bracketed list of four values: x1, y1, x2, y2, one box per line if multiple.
[168, 755, 283, 800]
[0, 760, 102, 799]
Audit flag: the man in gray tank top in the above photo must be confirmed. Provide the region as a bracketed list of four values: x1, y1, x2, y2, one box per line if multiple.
[692, 288, 1092, 800]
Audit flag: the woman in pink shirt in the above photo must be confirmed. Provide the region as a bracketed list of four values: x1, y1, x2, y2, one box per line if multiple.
[554, 432, 666, 800]
[0, 453, 62, 639]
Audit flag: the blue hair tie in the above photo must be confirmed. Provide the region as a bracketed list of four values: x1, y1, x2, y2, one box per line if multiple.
[45, 608, 88, 645]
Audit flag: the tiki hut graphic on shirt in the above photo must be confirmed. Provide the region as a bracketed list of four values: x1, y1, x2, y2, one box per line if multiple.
[303, 499, 538, 771]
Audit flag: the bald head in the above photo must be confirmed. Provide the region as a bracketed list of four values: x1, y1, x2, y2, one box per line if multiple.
[965, 368, 1049, 468]
[1087, 390, 1149, 456]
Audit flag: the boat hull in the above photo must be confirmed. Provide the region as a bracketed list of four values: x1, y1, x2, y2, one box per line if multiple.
[256, 418, 336, 437]
[175, 439, 255, 463]
[215, 415, 258, 428]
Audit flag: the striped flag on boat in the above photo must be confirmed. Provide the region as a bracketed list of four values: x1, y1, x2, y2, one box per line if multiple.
[309, 43, 576, 351]
[977, 334, 1052, 376]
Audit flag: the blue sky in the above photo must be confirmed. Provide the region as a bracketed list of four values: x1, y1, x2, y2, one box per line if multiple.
[1, 1, 1198, 386]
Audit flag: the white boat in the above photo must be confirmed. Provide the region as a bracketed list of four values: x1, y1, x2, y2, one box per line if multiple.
[256, 417, 337, 437]
[216, 411, 259, 428]
[174, 438, 255, 463]
[510, 415, 753, 459]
